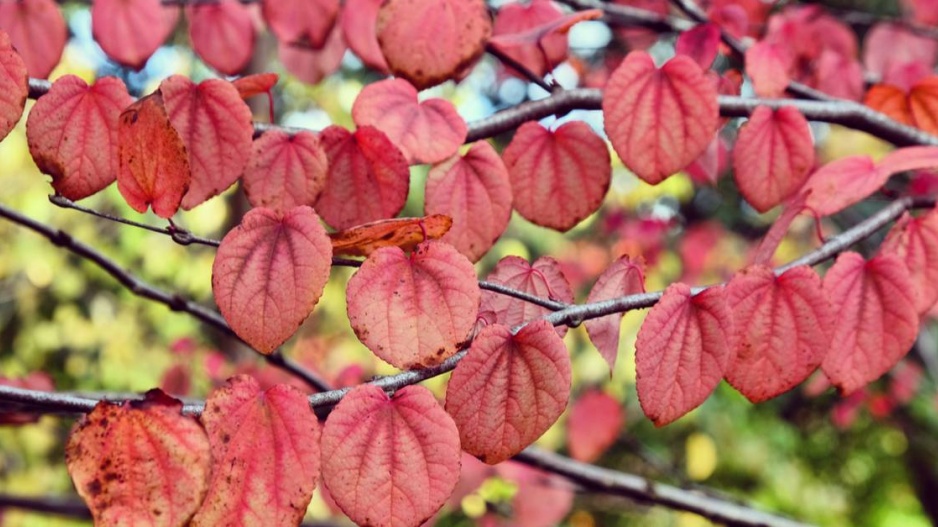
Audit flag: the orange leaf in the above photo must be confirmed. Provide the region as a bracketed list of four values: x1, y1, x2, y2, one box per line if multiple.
[231, 73, 279, 99]
[0, 29, 28, 142]
[116, 91, 191, 218]
[92, 0, 179, 69]
[566, 390, 623, 463]
[584, 256, 646, 371]
[262, 0, 338, 48]
[329, 215, 453, 257]
[864, 84, 914, 126]
[480, 255, 574, 337]
[910, 76, 938, 135]
[0, 0, 65, 78]
[880, 208, 938, 314]
[339, 0, 389, 72]
[241, 130, 328, 212]
[186, 0, 255, 75]
[26, 75, 133, 201]
[65, 390, 210, 526]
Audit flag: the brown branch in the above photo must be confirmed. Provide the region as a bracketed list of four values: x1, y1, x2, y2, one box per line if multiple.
[485, 42, 557, 94]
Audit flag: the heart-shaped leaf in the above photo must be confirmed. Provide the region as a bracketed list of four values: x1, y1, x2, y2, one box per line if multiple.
[241, 130, 328, 212]
[675, 22, 720, 69]
[0, 29, 29, 142]
[262, 0, 339, 48]
[480, 255, 573, 337]
[584, 256, 646, 371]
[0, 0, 66, 78]
[490, 0, 568, 78]
[186, 0, 254, 75]
[92, 0, 179, 69]
[881, 208, 938, 314]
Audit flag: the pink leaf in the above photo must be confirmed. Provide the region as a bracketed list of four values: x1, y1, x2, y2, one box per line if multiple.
[584, 256, 646, 371]
[863, 23, 937, 82]
[376, 0, 492, 90]
[315, 125, 410, 230]
[191, 376, 321, 526]
[346, 240, 480, 369]
[424, 141, 513, 262]
[603, 51, 719, 184]
[340, 0, 389, 72]
[278, 24, 347, 86]
[744, 41, 792, 98]
[725, 265, 833, 402]
[0, 29, 26, 143]
[821, 252, 919, 394]
[445, 320, 571, 464]
[566, 390, 623, 463]
[675, 23, 720, 69]
[0, 0, 65, 78]
[495, 462, 575, 527]
[750, 191, 809, 265]
[26, 75, 133, 201]
[685, 134, 729, 185]
[92, 0, 179, 69]
[351, 78, 467, 165]
[231, 73, 278, 100]
[503, 121, 611, 231]
[241, 130, 328, 212]
[212, 206, 333, 354]
[480, 255, 574, 337]
[160, 75, 254, 210]
[880, 208, 938, 314]
[186, 0, 255, 75]
[321, 384, 461, 527]
[635, 283, 734, 426]
[733, 106, 815, 213]
[490, 0, 570, 78]
[262, 0, 339, 48]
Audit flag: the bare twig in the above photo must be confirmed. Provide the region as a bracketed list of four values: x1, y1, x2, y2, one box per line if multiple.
[485, 42, 556, 94]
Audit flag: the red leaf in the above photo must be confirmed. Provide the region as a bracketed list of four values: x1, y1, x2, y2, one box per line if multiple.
[490, 0, 569, 78]
[725, 265, 833, 402]
[116, 91, 190, 218]
[566, 390, 623, 463]
[675, 23, 720, 69]
[160, 75, 254, 210]
[315, 125, 410, 230]
[65, 390, 210, 526]
[212, 206, 332, 354]
[733, 106, 815, 213]
[241, 130, 328, 212]
[584, 256, 646, 371]
[346, 240, 480, 369]
[822, 252, 919, 394]
[905, 0, 938, 25]
[339, 0, 389, 72]
[503, 121, 611, 231]
[445, 320, 571, 464]
[864, 84, 914, 126]
[425, 142, 513, 262]
[351, 78, 467, 165]
[278, 25, 347, 85]
[376, 0, 492, 90]
[603, 51, 719, 185]
[26, 75, 133, 201]
[880, 208, 938, 314]
[0, 0, 65, 78]
[92, 0, 179, 69]
[321, 384, 461, 527]
[263, 0, 339, 48]
[186, 0, 255, 75]
[191, 376, 321, 526]
[480, 255, 574, 337]
[744, 41, 792, 98]
[329, 215, 452, 257]
[0, 29, 29, 142]
[635, 283, 734, 426]
[495, 462, 575, 527]
[0, 372, 53, 425]
[231, 73, 278, 99]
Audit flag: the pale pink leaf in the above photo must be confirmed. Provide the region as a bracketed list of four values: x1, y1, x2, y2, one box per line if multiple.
[0, 0, 66, 78]
[92, 0, 179, 69]
[744, 40, 791, 98]
[480, 255, 574, 337]
[278, 24, 346, 85]
[340, 0, 389, 72]
[584, 256, 646, 371]
[186, 0, 255, 75]
[566, 390, 623, 463]
[262, 0, 339, 48]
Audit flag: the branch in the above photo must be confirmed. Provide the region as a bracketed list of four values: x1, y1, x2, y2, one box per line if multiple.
[485, 42, 556, 94]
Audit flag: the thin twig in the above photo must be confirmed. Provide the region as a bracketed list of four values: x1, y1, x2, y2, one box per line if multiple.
[485, 42, 556, 94]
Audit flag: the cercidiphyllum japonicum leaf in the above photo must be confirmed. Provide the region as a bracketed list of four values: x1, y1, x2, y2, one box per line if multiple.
[603, 50, 719, 185]
[744, 40, 793, 98]
[375, 0, 491, 90]
[502, 120, 612, 231]
[91, 0, 179, 70]
[321, 384, 461, 527]
[159, 75, 254, 210]
[445, 320, 571, 464]
[821, 252, 920, 394]
[340, 0, 389, 72]
[262, 0, 339, 49]
[566, 389, 624, 463]
[479, 255, 574, 337]
[211, 206, 333, 354]
[116, 91, 191, 219]
[584, 256, 646, 371]
[329, 215, 453, 257]
[724, 265, 834, 403]
[26, 75, 133, 201]
[345, 239, 480, 369]
[231, 72, 279, 100]
[635, 283, 734, 426]
[191, 375, 321, 526]
[351, 78, 467, 165]
[0, 29, 28, 142]
[65, 390, 210, 527]
[675, 22, 720, 69]
[490, 0, 568, 78]
[866, 76, 938, 135]
[425, 142, 513, 262]
[880, 208, 938, 314]
[241, 130, 328, 213]
[277, 25, 347, 86]
[0, 0, 65, 78]
[315, 125, 410, 230]
[732, 106, 815, 213]
[186, 0, 255, 76]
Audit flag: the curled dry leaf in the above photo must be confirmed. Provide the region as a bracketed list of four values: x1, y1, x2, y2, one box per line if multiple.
[445, 320, 571, 464]
[321, 384, 461, 527]
[186, 0, 255, 75]
[241, 130, 328, 212]
[503, 121, 611, 231]
[278, 24, 347, 86]
[262, 0, 339, 48]
[603, 51, 719, 185]
[881, 208, 938, 314]
[340, 0, 389, 72]
[231, 73, 279, 99]
[376, 0, 492, 90]
[584, 256, 646, 371]
[424, 141, 513, 262]
[26, 75, 133, 201]
[65, 390, 210, 527]
[0, 29, 28, 143]
[822, 252, 919, 394]
[212, 206, 333, 354]
[191, 375, 321, 526]
[0, 0, 65, 78]
[116, 91, 191, 219]
[635, 283, 734, 426]
[351, 78, 467, 165]
[480, 255, 574, 337]
[329, 215, 452, 257]
[566, 390, 623, 463]
[491, 0, 569, 78]
[92, 0, 179, 69]
[346, 240, 480, 369]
